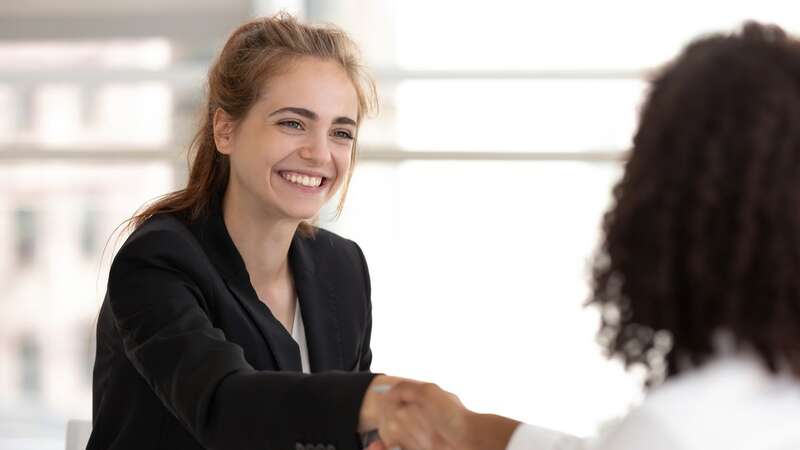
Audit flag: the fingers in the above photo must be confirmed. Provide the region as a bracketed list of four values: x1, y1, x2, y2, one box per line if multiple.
[381, 403, 435, 450]
[360, 375, 423, 432]
[380, 381, 470, 448]
[382, 380, 429, 404]
[361, 376, 468, 450]
[379, 403, 450, 450]
[384, 382, 456, 409]
[385, 383, 463, 426]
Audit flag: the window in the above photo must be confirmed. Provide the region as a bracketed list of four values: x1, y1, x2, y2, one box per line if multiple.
[80, 206, 100, 259]
[83, 322, 96, 386]
[14, 208, 37, 266]
[308, 0, 800, 435]
[19, 335, 41, 397]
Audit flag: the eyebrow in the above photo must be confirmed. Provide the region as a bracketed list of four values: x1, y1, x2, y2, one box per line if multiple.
[268, 106, 356, 126]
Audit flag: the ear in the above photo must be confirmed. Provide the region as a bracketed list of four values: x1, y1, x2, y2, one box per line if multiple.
[213, 108, 236, 155]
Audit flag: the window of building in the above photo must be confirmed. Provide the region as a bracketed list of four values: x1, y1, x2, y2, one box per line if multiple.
[14, 208, 37, 266]
[80, 206, 100, 259]
[19, 335, 41, 397]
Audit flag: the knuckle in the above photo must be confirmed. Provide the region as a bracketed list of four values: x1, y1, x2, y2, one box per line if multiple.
[395, 408, 409, 421]
[422, 382, 440, 395]
[386, 419, 401, 434]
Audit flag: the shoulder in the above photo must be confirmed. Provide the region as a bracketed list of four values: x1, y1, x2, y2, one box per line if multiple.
[301, 226, 366, 263]
[596, 354, 800, 449]
[128, 212, 193, 239]
[120, 213, 198, 251]
[106, 214, 218, 319]
[295, 227, 370, 292]
[591, 407, 684, 450]
[111, 213, 209, 279]
[628, 352, 800, 448]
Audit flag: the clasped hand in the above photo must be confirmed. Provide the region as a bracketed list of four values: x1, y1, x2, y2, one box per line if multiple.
[359, 376, 476, 450]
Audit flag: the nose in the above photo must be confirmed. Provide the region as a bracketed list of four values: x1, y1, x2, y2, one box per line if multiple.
[298, 131, 332, 165]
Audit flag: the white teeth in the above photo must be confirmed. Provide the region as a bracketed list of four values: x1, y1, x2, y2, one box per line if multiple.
[282, 172, 323, 188]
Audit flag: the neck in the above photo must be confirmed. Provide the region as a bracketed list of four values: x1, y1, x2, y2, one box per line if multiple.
[222, 186, 300, 285]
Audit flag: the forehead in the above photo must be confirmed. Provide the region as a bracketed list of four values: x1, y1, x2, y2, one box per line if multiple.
[258, 57, 359, 120]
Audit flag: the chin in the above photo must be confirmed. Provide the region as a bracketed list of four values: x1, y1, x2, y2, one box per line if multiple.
[284, 208, 322, 222]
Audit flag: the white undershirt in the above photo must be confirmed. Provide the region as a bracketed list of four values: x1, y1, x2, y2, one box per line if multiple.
[290, 298, 311, 374]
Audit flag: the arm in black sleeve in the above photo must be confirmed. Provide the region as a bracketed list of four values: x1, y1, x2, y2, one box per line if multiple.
[109, 229, 376, 450]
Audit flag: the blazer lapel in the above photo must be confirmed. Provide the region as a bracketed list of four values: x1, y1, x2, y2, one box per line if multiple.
[290, 234, 344, 372]
[222, 279, 302, 372]
[189, 197, 302, 372]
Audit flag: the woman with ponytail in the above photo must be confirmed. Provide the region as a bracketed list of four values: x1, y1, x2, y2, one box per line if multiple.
[88, 13, 405, 450]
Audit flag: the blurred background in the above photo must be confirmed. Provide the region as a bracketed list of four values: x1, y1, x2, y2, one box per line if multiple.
[0, 0, 797, 448]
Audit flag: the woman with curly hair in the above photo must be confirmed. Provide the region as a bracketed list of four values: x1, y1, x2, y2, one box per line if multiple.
[370, 21, 800, 450]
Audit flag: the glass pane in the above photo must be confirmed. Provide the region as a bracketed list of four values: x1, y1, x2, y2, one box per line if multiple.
[0, 162, 173, 448]
[0, 40, 174, 150]
[0, 40, 171, 70]
[323, 160, 642, 435]
[362, 79, 645, 153]
[0, 85, 17, 145]
[327, 0, 800, 70]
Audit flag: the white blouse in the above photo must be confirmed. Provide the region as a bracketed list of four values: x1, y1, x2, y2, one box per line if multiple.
[506, 353, 800, 450]
[290, 298, 311, 374]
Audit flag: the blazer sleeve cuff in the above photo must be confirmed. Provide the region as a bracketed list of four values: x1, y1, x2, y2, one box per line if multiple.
[210, 370, 378, 450]
[287, 371, 378, 448]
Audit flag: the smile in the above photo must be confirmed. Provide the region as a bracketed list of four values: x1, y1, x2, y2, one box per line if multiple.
[279, 170, 327, 188]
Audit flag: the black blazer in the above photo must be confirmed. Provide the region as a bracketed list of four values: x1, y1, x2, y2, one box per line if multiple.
[88, 198, 376, 450]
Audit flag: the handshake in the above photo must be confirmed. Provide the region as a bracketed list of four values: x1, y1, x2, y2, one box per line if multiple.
[358, 375, 521, 450]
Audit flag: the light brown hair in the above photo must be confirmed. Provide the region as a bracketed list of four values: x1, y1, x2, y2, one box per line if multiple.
[130, 12, 377, 236]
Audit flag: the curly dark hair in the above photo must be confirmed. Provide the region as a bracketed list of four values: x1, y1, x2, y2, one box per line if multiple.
[590, 22, 800, 384]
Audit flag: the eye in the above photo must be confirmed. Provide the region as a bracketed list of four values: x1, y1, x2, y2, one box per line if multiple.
[332, 129, 354, 140]
[279, 120, 304, 130]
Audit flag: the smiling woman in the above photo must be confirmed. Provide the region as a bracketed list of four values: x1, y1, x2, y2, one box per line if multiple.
[215, 58, 359, 226]
[87, 13, 407, 450]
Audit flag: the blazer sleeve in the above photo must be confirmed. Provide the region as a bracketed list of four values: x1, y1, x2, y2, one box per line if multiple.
[354, 241, 373, 371]
[108, 228, 376, 450]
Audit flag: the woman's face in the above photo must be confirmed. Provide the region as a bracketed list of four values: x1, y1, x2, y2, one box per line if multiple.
[218, 56, 359, 221]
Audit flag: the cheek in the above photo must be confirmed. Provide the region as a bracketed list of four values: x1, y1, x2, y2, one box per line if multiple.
[334, 149, 354, 177]
[325, 151, 352, 195]
[232, 149, 263, 179]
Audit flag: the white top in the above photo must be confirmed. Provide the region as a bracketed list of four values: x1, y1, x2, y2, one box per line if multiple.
[290, 298, 311, 374]
[507, 353, 800, 450]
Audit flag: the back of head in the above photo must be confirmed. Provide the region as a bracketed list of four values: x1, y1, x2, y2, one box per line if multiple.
[591, 22, 800, 384]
